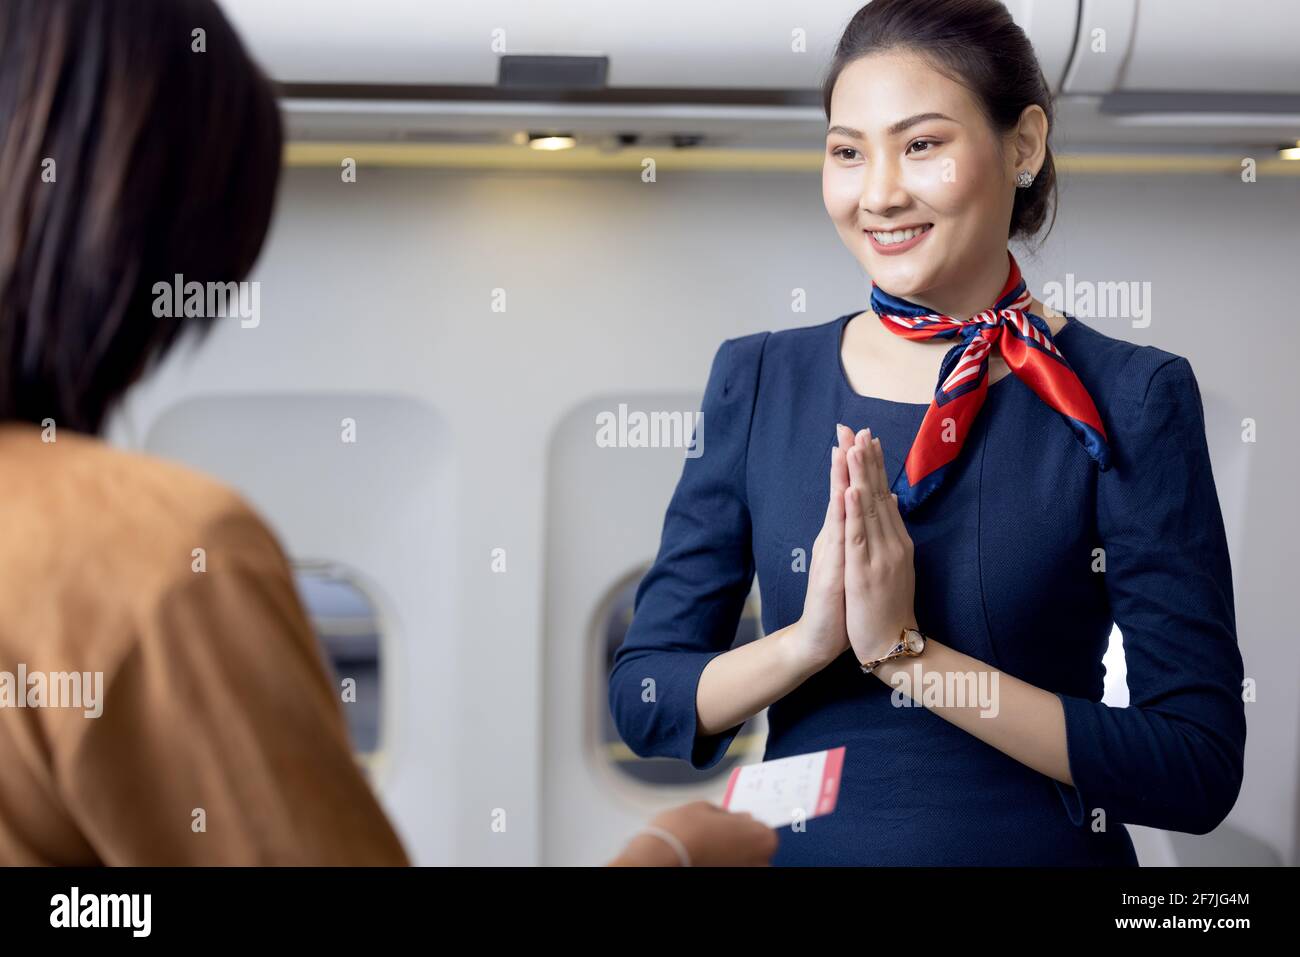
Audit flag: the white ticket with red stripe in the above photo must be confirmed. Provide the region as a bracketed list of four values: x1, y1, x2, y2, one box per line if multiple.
[720, 746, 845, 829]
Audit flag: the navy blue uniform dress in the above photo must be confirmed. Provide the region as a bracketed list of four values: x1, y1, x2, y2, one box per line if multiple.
[609, 310, 1247, 866]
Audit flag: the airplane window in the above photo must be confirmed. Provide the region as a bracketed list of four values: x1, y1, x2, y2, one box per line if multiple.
[601, 569, 764, 786]
[292, 562, 383, 755]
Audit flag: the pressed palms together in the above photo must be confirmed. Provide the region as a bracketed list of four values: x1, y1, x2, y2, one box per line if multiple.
[795, 424, 918, 669]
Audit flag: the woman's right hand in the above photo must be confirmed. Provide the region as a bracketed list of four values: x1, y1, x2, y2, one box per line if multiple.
[791, 423, 854, 670]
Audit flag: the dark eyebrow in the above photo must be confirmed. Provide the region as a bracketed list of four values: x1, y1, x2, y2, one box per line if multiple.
[827, 112, 959, 139]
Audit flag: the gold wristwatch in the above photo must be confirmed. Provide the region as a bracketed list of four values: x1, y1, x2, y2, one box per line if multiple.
[860, 626, 927, 674]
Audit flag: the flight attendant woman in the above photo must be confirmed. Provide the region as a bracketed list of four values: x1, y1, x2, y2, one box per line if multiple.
[609, 0, 1247, 866]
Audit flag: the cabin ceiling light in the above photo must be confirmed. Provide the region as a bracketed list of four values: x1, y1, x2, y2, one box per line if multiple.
[526, 133, 577, 151]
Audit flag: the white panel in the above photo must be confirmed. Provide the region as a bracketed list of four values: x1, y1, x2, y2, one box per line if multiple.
[1119, 0, 1300, 93]
[217, 0, 860, 88]
[217, 0, 1080, 93]
[144, 393, 458, 865]
[542, 393, 767, 866]
[217, 0, 497, 85]
[1062, 0, 1139, 95]
[1004, 0, 1083, 93]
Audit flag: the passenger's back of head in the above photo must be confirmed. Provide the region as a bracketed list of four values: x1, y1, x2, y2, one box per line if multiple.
[0, 0, 282, 435]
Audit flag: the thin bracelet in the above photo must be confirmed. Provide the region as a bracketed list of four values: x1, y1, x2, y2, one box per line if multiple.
[638, 825, 691, 867]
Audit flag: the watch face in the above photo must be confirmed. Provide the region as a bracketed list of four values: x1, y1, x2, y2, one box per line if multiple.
[905, 631, 924, 653]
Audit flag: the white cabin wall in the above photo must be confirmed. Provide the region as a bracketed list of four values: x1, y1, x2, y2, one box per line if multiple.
[110, 163, 1300, 865]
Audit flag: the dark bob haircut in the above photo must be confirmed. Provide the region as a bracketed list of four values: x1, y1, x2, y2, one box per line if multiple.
[0, 0, 283, 434]
[822, 0, 1059, 245]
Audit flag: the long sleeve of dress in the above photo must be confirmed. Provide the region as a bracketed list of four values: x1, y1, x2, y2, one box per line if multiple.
[608, 333, 768, 770]
[1054, 354, 1247, 835]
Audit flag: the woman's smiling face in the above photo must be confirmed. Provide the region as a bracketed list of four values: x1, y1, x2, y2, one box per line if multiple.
[823, 49, 1027, 310]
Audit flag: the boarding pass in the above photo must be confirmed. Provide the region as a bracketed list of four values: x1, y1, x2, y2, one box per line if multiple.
[720, 746, 845, 829]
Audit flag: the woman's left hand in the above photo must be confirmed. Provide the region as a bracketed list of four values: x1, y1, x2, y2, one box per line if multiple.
[844, 428, 919, 667]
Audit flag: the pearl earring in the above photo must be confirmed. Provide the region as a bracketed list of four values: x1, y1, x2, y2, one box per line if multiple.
[1015, 170, 1035, 188]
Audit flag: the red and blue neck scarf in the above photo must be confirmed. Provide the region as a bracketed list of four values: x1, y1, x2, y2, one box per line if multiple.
[870, 250, 1111, 515]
